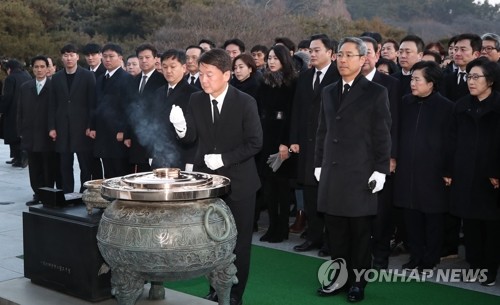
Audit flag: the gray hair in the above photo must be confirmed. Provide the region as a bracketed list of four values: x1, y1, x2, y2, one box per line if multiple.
[338, 37, 367, 56]
[481, 33, 500, 50]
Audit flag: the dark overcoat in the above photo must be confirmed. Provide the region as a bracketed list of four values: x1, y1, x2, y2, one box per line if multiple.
[255, 76, 296, 177]
[393, 92, 453, 213]
[315, 75, 392, 217]
[289, 63, 340, 185]
[17, 79, 55, 152]
[447, 92, 500, 220]
[91, 68, 134, 158]
[126, 70, 167, 164]
[150, 80, 199, 168]
[0, 69, 32, 144]
[48, 66, 95, 153]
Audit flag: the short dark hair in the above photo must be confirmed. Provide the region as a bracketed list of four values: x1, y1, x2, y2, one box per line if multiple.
[135, 43, 158, 57]
[310, 33, 335, 51]
[250, 44, 268, 55]
[466, 57, 500, 91]
[411, 60, 443, 91]
[185, 45, 204, 54]
[82, 43, 101, 55]
[448, 35, 459, 47]
[60, 44, 79, 54]
[126, 54, 138, 61]
[232, 53, 257, 77]
[422, 50, 442, 64]
[297, 39, 311, 50]
[400, 35, 425, 53]
[425, 42, 446, 57]
[360, 36, 379, 53]
[383, 39, 399, 50]
[5, 59, 23, 71]
[223, 38, 245, 53]
[199, 39, 216, 49]
[360, 32, 382, 44]
[274, 37, 296, 52]
[199, 48, 232, 73]
[376, 58, 400, 75]
[102, 43, 123, 55]
[455, 33, 482, 53]
[31, 55, 49, 67]
[161, 49, 186, 65]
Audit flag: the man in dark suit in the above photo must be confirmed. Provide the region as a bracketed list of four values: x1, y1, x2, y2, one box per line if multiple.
[49, 44, 96, 193]
[169, 49, 262, 305]
[0, 59, 32, 167]
[82, 43, 105, 180]
[314, 37, 391, 302]
[392, 35, 424, 96]
[441, 33, 481, 102]
[125, 43, 167, 173]
[18, 56, 59, 205]
[360, 36, 401, 270]
[289, 34, 340, 255]
[89, 43, 134, 178]
[185, 45, 204, 90]
[149, 49, 199, 169]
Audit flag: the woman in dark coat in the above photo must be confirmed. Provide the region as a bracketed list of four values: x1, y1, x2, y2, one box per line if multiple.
[256, 44, 297, 242]
[394, 61, 454, 272]
[445, 57, 500, 286]
[230, 53, 260, 100]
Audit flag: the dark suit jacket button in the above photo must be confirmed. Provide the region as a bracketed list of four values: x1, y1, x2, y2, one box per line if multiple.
[332, 139, 338, 143]
[335, 116, 341, 120]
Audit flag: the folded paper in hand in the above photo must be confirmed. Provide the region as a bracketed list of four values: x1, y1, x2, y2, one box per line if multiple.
[266, 152, 283, 172]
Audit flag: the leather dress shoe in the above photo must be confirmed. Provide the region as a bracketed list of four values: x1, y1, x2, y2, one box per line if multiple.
[204, 290, 218, 302]
[347, 286, 364, 302]
[293, 240, 321, 252]
[317, 285, 346, 296]
[5, 158, 15, 164]
[230, 297, 242, 305]
[318, 244, 330, 257]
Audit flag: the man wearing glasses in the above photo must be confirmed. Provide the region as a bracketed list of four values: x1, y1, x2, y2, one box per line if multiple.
[480, 33, 500, 63]
[314, 37, 391, 302]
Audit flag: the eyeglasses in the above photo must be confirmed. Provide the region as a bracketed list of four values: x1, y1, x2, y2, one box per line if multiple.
[466, 74, 486, 81]
[481, 46, 498, 53]
[336, 53, 362, 59]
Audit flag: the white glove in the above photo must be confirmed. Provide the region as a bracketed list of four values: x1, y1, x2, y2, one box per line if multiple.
[314, 167, 321, 182]
[368, 171, 386, 193]
[169, 105, 186, 137]
[204, 154, 224, 170]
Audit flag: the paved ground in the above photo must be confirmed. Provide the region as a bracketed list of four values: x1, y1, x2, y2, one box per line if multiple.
[0, 143, 498, 304]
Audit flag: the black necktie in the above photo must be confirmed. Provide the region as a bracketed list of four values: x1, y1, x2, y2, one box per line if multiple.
[105, 73, 110, 79]
[458, 72, 466, 85]
[342, 84, 351, 99]
[313, 71, 322, 91]
[212, 100, 220, 124]
[139, 75, 147, 93]
[190, 76, 196, 85]
[167, 87, 173, 97]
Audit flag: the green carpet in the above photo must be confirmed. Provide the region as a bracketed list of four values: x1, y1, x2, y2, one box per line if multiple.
[165, 245, 500, 305]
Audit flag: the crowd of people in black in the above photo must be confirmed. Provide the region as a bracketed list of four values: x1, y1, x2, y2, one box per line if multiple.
[1, 30, 500, 304]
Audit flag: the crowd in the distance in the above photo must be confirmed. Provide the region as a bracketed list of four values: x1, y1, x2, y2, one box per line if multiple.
[0, 30, 500, 304]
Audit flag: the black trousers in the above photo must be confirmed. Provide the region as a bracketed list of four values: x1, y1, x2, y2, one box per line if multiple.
[27, 151, 60, 196]
[91, 157, 103, 179]
[325, 214, 373, 288]
[225, 193, 256, 301]
[261, 172, 291, 238]
[404, 209, 444, 266]
[442, 213, 461, 256]
[372, 174, 395, 267]
[462, 218, 500, 277]
[60, 151, 93, 193]
[303, 185, 324, 244]
[102, 157, 130, 179]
